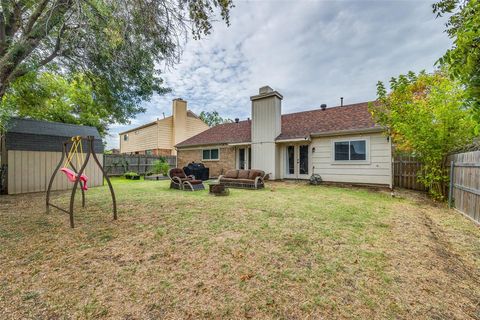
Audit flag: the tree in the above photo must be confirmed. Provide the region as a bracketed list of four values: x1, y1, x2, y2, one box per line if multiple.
[199, 110, 232, 127]
[1, 71, 136, 135]
[433, 0, 480, 130]
[370, 71, 477, 199]
[0, 0, 233, 120]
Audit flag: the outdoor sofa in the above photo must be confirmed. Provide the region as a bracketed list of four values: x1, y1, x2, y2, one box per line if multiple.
[168, 168, 205, 191]
[218, 169, 266, 190]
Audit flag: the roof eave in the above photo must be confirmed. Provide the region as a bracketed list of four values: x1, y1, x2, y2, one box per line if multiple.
[310, 127, 386, 138]
[176, 142, 231, 149]
[275, 136, 312, 143]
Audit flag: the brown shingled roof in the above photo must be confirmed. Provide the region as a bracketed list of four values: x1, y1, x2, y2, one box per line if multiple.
[277, 102, 377, 140]
[176, 102, 379, 148]
[176, 120, 251, 147]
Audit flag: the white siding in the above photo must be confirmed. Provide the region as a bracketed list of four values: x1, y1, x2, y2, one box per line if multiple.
[310, 132, 392, 187]
[251, 93, 282, 180]
[251, 97, 281, 143]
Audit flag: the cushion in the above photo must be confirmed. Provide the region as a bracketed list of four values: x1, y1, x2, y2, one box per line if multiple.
[237, 170, 250, 179]
[248, 170, 264, 180]
[224, 170, 239, 179]
[170, 168, 186, 179]
[189, 180, 203, 185]
[219, 178, 237, 183]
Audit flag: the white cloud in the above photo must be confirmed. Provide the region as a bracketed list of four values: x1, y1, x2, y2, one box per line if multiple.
[106, 0, 451, 149]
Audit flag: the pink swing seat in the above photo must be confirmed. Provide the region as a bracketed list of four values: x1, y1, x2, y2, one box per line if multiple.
[60, 168, 89, 190]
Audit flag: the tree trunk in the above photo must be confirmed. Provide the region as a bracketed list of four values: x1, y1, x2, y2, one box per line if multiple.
[0, 0, 71, 98]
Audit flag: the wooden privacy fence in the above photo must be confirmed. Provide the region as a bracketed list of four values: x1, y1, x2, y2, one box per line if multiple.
[448, 151, 480, 224]
[103, 154, 176, 176]
[393, 154, 426, 191]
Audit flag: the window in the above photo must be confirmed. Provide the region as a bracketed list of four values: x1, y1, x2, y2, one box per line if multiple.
[202, 148, 219, 160]
[334, 140, 366, 161]
[123, 134, 128, 141]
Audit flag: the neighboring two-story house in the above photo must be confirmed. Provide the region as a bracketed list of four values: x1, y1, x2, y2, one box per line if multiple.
[119, 98, 209, 156]
[176, 86, 393, 187]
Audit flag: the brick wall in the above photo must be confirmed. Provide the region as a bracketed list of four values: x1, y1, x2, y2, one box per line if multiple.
[154, 148, 173, 156]
[177, 146, 235, 177]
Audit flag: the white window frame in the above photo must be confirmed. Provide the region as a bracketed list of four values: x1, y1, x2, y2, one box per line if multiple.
[236, 147, 250, 170]
[123, 134, 128, 141]
[202, 148, 220, 161]
[331, 137, 370, 164]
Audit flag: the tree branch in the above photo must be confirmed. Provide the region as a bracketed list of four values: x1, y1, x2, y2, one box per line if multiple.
[24, 0, 50, 35]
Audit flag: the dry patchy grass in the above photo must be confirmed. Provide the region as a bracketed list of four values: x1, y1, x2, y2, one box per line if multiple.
[0, 179, 479, 319]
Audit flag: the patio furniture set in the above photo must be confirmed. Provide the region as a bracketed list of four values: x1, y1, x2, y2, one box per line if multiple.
[167, 168, 266, 193]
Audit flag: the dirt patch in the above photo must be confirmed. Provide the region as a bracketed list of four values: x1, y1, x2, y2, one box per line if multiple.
[382, 201, 480, 319]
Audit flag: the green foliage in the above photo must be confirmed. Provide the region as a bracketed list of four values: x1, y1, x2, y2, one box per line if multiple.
[125, 172, 140, 178]
[199, 111, 233, 127]
[370, 71, 477, 199]
[152, 159, 170, 175]
[433, 0, 480, 132]
[0, 0, 233, 120]
[1, 72, 142, 136]
[0, 101, 13, 133]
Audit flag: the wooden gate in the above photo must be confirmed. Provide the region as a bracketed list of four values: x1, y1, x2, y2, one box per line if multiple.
[448, 151, 480, 224]
[393, 154, 426, 191]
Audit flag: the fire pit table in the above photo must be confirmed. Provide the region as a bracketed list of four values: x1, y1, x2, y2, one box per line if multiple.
[208, 182, 229, 196]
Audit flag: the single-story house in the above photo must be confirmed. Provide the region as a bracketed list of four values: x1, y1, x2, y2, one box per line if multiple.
[176, 86, 392, 187]
[0, 118, 104, 195]
[119, 98, 209, 156]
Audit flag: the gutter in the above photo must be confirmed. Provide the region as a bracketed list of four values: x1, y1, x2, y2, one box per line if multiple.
[275, 136, 311, 143]
[227, 142, 252, 146]
[310, 127, 385, 138]
[175, 142, 230, 149]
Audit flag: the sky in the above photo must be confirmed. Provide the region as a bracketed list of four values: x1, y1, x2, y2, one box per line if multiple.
[106, 0, 452, 149]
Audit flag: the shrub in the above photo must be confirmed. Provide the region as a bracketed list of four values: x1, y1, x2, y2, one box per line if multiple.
[370, 71, 477, 199]
[152, 160, 170, 175]
[124, 172, 140, 180]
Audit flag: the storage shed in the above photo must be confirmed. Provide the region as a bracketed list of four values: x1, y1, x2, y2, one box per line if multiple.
[0, 118, 104, 195]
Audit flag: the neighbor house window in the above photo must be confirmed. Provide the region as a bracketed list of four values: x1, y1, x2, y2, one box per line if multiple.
[123, 134, 128, 141]
[334, 140, 367, 161]
[203, 148, 219, 160]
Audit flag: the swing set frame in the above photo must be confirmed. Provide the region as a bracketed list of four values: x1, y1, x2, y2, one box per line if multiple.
[46, 135, 117, 228]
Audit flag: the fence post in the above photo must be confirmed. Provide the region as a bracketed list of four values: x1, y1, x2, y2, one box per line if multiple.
[398, 156, 403, 188]
[448, 160, 454, 208]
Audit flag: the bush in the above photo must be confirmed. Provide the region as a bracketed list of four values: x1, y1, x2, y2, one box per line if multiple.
[370, 71, 477, 199]
[152, 160, 170, 175]
[124, 172, 140, 180]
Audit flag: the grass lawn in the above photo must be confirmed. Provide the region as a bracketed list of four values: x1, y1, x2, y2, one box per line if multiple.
[0, 179, 479, 319]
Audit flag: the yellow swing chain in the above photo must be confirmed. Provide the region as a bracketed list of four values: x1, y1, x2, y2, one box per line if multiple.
[63, 136, 84, 169]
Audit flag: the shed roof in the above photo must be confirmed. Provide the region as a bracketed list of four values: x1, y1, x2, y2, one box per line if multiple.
[4, 118, 103, 153]
[7, 118, 101, 139]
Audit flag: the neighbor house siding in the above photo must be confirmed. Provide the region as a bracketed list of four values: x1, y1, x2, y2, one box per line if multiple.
[120, 123, 158, 154]
[7, 150, 103, 194]
[177, 146, 235, 177]
[186, 117, 210, 142]
[310, 132, 392, 186]
[157, 117, 173, 150]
